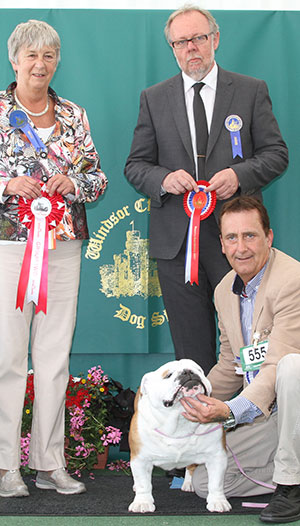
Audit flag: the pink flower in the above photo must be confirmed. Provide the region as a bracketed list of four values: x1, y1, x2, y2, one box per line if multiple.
[107, 459, 131, 474]
[101, 426, 122, 446]
[87, 366, 104, 386]
[20, 433, 31, 467]
[69, 407, 87, 434]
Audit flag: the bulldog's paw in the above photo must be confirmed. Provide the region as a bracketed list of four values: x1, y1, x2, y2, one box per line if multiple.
[181, 480, 194, 492]
[206, 496, 232, 513]
[128, 496, 156, 513]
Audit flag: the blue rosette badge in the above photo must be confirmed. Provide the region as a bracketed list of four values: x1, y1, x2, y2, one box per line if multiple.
[225, 114, 243, 159]
[9, 110, 47, 157]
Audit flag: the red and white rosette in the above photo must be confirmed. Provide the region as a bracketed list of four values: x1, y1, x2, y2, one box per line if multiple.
[16, 183, 65, 314]
[183, 180, 216, 285]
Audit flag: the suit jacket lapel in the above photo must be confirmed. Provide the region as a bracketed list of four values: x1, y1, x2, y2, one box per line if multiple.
[251, 249, 275, 340]
[167, 74, 194, 163]
[231, 293, 245, 352]
[166, 68, 236, 166]
[207, 67, 234, 159]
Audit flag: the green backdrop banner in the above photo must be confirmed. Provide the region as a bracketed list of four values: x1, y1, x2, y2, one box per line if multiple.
[0, 9, 298, 388]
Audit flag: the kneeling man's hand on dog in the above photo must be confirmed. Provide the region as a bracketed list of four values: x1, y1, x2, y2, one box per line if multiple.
[180, 395, 230, 424]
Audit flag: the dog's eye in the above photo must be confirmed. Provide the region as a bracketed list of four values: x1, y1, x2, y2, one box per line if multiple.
[164, 372, 172, 379]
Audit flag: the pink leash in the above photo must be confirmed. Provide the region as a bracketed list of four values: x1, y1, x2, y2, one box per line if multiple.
[155, 424, 275, 509]
[154, 423, 222, 439]
[226, 443, 276, 508]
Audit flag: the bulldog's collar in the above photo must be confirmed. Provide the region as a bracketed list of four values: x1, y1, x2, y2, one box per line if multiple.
[154, 423, 222, 439]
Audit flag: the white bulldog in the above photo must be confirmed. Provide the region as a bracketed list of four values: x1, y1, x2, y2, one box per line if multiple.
[128, 359, 231, 514]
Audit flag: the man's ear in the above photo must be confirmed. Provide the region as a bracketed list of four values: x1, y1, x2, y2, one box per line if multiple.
[267, 229, 274, 248]
[219, 233, 225, 254]
[213, 31, 220, 51]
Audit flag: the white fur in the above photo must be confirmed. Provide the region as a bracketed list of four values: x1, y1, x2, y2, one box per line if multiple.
[128, 359, 231, 513]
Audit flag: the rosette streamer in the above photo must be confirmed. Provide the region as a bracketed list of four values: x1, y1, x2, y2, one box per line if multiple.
[183, 180, 216, 285]
[16, 183, 65, 314]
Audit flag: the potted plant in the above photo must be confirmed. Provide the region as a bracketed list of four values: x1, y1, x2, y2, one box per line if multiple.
[21, 365, 134, 476]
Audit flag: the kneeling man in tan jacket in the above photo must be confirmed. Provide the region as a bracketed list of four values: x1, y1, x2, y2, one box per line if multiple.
[181, 195, 300, 524]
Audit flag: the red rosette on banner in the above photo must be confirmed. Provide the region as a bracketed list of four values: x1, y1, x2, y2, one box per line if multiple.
[16, 183, 65, 314]
[183, 180, 216, 285]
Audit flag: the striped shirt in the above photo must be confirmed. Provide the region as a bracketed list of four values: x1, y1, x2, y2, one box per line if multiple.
[225, 262, 269, 425]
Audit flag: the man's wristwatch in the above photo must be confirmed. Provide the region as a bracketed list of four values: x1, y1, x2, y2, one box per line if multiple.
[223, 408, 236, 430]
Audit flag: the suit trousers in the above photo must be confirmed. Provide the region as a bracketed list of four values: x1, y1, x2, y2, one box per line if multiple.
[0, 240, 82, 471]
[192, 354, 300, 497]
[156, 214, 231, 375]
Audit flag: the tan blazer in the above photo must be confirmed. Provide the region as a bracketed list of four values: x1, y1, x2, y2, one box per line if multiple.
[208, 248, 300, 416]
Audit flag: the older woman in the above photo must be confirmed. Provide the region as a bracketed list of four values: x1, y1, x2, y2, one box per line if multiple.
[0, 20, 107, 497]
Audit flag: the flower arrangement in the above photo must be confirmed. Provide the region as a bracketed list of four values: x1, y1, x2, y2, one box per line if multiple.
[21, 365, 135, 476]
[107, 459, 131, 476]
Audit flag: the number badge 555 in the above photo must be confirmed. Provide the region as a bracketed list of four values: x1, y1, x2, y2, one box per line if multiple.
[240, 341, 269, 372]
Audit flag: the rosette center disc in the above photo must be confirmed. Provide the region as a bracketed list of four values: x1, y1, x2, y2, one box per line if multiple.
[31, 197, 52, 218]
[192, 191, 207, 210]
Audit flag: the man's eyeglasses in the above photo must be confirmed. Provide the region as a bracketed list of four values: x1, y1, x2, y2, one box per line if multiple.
[171, 32, 214, 50]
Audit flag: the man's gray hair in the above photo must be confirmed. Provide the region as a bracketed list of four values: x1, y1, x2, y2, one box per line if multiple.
[8, 19, 61, 64]
[164, 4, 219, 43]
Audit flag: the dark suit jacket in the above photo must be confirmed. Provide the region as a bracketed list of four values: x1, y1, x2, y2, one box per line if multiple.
[125, 67, 288, 259]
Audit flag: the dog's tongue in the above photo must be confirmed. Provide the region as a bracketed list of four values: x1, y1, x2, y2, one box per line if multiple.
[180, 384, 203, 397]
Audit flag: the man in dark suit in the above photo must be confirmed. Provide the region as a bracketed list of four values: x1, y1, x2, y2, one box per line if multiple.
[124, 6, 288, 374]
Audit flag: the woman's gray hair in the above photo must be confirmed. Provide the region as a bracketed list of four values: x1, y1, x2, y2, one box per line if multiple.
[164, 4, 219, 43]
[8, 19, 61, 64]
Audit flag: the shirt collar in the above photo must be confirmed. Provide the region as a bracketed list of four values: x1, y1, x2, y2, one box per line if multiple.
[6, 82, 59, 105]
[182, 62, 218, 94]
[232, 257, 270, 298]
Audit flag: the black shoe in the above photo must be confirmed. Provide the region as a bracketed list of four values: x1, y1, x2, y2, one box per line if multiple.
[260, 484, 300, 523]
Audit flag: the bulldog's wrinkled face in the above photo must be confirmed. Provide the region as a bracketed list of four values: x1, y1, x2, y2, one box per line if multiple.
[140, 359, 211, 409]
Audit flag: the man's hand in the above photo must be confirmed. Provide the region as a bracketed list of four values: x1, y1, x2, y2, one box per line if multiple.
[162, 170, 199, 195]
[180, 394, 230, 423]
[46, 174, 75, 197]
[205, 168, 239, 200]
[4, 176, 42, 200]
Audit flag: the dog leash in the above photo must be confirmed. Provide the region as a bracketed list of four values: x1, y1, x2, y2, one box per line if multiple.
[155, 423, 275, 509]
[226, 444, 276, 492]
[154, 423, 222, 439]
[154, 425, 276, 493]
[226, 443, 276, 508]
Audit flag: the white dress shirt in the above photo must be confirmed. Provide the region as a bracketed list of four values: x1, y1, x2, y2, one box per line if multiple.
[182, 62, 218, 178]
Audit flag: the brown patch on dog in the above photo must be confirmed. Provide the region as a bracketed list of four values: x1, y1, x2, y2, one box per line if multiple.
[129, 390, 142, 460]
[134, 387, 142, 411]
[161, 369, 171, 379]
[186, 463, 198, 475]
[222, 427, 227, 450]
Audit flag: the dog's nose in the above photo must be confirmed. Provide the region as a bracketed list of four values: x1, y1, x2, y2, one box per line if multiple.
[178, 369, 207, 395]
[178, 369, 199, 385]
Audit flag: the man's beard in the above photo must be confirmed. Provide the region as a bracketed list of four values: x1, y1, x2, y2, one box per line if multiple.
[187, 61, 211, 81]
[176, 42, 215, 81]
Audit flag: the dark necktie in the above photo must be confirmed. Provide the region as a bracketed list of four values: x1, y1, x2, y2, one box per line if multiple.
[193, 82, 208, 178]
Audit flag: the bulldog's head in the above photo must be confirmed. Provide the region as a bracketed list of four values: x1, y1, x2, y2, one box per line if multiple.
[140, 359, 211, 410]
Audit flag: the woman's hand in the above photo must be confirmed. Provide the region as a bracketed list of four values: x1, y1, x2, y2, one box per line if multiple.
[4, 176, 42, 199]
[46, 174, 75, 197]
